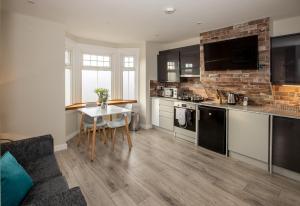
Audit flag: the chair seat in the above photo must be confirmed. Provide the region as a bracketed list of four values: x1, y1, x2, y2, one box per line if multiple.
[84, 120, 107, 129]
[107, 119, 126, 128]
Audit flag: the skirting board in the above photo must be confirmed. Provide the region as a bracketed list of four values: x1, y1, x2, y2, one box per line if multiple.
[54, 143, 68, 152]
[273, 166, 300, 182]
[140, 124, 153, 129]
[229, 151, 268, 171]
[66, 130, 80, 141]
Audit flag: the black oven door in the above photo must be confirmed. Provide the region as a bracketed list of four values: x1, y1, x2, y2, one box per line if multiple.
[174, 107, 196, 132]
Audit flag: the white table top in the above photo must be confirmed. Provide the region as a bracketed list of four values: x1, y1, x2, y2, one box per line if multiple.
[78, 105, 131, 118]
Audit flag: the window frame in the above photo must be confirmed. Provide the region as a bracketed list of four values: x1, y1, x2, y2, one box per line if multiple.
[65, 49, 73, 106]
[80, 52, 114, 102]
[120, 54, 138, 100]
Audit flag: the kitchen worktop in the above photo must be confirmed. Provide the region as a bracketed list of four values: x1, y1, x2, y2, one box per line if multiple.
[65, 99, 137, 111]
[151, 96, 300, 119]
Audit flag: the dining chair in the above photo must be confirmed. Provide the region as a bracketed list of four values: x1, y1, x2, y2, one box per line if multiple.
[77, 102, 108, 148]
[107, 104, 133, 150]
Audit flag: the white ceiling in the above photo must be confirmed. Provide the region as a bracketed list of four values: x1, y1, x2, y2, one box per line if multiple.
[3, 0, 300, 44]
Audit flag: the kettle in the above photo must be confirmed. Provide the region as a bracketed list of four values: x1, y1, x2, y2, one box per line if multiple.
[227, 93, 239, 105]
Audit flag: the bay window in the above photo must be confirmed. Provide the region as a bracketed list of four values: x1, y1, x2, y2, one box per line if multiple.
[81, 54, 112, 102]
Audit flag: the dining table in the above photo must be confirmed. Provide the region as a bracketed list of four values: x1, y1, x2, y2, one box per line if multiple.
[78, 105, 132, 161]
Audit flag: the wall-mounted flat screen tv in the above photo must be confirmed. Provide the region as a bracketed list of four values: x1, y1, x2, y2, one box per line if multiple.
[204, 35, 258, 71]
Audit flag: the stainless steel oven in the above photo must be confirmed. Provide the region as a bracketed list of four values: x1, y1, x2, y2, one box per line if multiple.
[174, 102, 197, 143]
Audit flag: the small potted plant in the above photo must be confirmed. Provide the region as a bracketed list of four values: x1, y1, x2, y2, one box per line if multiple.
[94, 88, 109, 109]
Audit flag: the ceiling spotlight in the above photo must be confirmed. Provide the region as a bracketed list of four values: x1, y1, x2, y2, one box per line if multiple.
[27, 0, 35, 4]
[164, 7, 176, 14]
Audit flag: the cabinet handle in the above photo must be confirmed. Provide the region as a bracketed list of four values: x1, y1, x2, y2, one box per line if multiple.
[198, 110, 201, 120]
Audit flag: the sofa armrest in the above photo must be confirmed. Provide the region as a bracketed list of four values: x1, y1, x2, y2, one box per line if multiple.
[0, 134, 54, 165]
[24, 187, 87, 206]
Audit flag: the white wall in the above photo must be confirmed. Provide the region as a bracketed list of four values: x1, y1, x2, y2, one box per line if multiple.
[0, 11, 66, 146]
[160, 37, 200, 51]
[272, 16, 300, 37]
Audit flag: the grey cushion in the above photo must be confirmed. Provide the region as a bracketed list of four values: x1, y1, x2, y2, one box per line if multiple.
[24, 155, 61, 184]
[0, 135, 54, 166]
[22, 176, 69, 205]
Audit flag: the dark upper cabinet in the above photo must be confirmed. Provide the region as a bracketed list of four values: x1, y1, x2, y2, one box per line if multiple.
[157, 49, 180, 82]
[271, 33, 300, 84]
[180, 45, 200, 76]
[272, 116, 300, 173]
[157, 44, 200, 82]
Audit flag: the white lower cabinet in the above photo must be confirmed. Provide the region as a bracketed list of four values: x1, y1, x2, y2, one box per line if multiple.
[151, 98, 160, 126]
[159, 99, 174, 131]
[228, 110, 269, 167]
[151, 98, 174, 131]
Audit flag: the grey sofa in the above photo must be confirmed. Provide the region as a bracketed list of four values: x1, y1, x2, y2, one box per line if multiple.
[1, 134, 87, 206]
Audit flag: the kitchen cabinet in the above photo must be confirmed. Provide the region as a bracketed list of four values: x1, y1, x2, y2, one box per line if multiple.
[157, 44, 200, 82]
[228, 110, 269, 163]
[159, 99, 174, 131]
[157, 49, 180, 82]
[271, 34, 300, 84]
[180, 45, 200, 77]
[272, 116, 300, 173]
[151, 98, 174, 131]
[151, 98, 160, 126]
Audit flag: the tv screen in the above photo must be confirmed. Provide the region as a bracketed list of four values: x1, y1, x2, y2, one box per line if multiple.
[204, 35, 258, 71]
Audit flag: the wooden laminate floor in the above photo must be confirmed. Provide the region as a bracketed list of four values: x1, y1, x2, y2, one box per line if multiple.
[56, 129, 300, 206]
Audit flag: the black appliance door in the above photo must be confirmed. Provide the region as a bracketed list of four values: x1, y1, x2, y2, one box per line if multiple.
[198, 106, 226, 154]
[272, 116, 300, 173]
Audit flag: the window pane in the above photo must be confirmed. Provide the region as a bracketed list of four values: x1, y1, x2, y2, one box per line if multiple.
[82, 54, 111, 68]
[123, 70, 135, 99]
[124, 56, 134, 68]
[83, 54, 90, 60]
[97, 71, 112, 99]
[65, 50, 71, 66]
[65, 69, 71, 106]
[82, 70, 98, 102]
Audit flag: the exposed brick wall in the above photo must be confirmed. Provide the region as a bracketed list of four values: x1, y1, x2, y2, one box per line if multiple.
[200, 17, 273, 105]
[273, 85, 300, 106]
[150, 79, 207, 98]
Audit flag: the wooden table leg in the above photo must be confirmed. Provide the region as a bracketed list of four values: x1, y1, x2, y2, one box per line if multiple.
[124, 115, 132, 150]
[77, 113, 84, 146]
[102, 128, 107, 144]
[91, 117, 97, 161]
[109, 114, 113, 139]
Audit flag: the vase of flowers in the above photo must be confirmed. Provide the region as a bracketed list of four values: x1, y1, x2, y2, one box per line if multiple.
[94, 88, 109, 109]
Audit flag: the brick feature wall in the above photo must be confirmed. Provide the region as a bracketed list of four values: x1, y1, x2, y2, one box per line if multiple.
[200, 18, 273, 105]
[273, 85, 300, 106]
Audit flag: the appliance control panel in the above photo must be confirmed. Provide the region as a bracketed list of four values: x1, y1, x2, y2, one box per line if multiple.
[174, 102, 196, 110]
